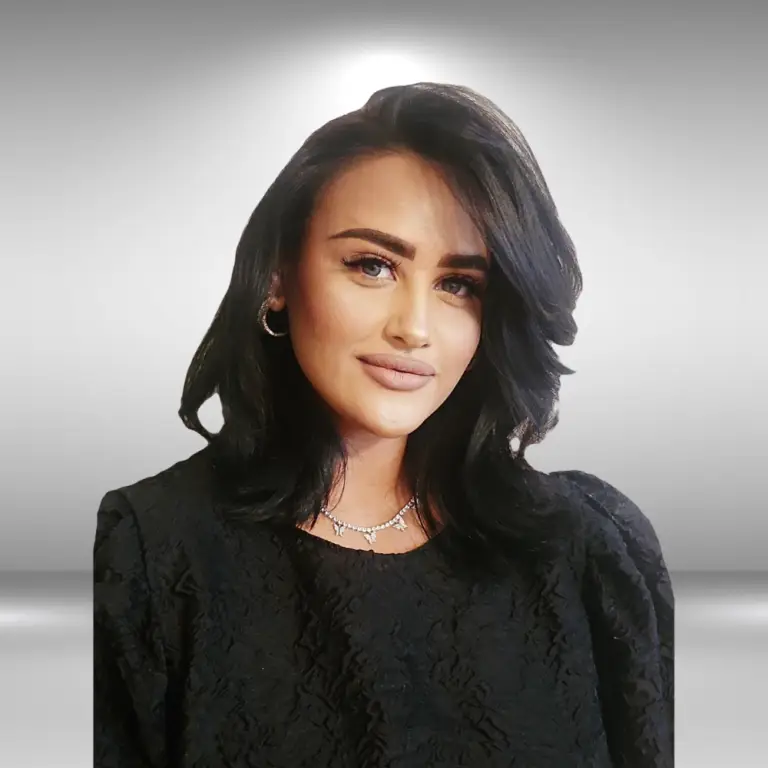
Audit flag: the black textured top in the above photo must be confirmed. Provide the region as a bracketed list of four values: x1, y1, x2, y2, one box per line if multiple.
[93, 447, 674, 767]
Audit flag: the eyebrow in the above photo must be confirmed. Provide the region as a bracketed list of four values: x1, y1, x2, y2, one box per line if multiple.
[328, 227, 489, 272]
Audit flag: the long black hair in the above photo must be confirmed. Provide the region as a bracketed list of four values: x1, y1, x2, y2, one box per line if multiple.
[179, 82, 584, 577]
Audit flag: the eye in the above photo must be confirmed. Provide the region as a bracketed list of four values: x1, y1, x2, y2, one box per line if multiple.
[440, 275, 483, 298]
[342, 254, 396, 280]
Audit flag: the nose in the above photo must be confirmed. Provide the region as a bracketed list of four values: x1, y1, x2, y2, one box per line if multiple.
[384, 280, 431, 348]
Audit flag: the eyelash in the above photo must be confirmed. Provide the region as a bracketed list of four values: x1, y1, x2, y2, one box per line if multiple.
[341, 253, 484, 298]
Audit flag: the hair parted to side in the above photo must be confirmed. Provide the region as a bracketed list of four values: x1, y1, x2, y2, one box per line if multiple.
[179, 82, 584, 576]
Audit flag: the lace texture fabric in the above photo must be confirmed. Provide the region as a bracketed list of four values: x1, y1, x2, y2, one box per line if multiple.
[94, 450, 674, 767]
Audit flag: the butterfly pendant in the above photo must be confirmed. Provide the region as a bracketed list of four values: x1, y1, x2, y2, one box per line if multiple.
[363, 530, 377, 544]
[332, 521, 346, 537]
[393, 518, 408, 531]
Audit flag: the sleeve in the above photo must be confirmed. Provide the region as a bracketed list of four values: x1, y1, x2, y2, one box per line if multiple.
[94, 490, 169, 768]
[554, 470, 674, 768]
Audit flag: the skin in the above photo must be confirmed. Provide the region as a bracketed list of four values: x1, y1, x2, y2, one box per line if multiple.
[267, 151, 489, 551]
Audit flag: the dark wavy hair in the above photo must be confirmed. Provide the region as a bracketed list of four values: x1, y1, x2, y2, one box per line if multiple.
[179, 82, 584, 577]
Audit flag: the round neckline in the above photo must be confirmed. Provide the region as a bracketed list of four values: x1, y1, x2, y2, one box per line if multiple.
[289, 525, 444, 559]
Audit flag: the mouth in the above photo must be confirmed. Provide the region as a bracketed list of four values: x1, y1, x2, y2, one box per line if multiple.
[357, 354, 436, 377]
[357, 354, 436, 392]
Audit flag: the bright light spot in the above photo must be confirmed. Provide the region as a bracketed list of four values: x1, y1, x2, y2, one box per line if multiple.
[0, 603, 87, 629]
[326, 48, 440, 113]
[680, 597, 768, 627]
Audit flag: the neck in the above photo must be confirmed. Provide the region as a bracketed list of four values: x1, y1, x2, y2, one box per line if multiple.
[325, 431, 411, 527]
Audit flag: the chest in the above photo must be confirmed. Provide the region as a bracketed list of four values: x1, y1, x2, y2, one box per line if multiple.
[170, 554, 609, 767]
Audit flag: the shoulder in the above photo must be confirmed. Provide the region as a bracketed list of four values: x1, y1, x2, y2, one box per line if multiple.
[549, 468, 674, 649]
[551, 470, 662, 552]
[105, 444, 217, 511]
[96, 445, 218, 541]
[94, 445, 223, 595]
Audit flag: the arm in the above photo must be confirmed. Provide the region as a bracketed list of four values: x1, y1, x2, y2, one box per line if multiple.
[94, 491, 169, 767]
[553, 470, 674, 767]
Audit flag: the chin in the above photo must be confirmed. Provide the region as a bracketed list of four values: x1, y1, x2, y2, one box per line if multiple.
[353, 409, 430, 440]
[323, 387, 439, 440]
[367, 422, 421, 440]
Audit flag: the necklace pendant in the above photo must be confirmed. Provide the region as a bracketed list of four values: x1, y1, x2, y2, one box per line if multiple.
[332, 521, 345, 537]
[363, 530, 377, 544]
[393, 517, 407, 531]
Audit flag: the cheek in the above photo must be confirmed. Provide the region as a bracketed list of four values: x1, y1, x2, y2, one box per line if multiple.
[437, 313, 482, 371]
[286, 270, 378, 354]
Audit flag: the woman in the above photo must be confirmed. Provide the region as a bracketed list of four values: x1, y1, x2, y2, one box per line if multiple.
[94, 83, 674, 767]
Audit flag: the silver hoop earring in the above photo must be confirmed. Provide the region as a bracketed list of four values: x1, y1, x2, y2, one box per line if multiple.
[258, 299, 288, 338]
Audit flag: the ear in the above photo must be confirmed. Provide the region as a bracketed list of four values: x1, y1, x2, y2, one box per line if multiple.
[267, 271, 286, 311]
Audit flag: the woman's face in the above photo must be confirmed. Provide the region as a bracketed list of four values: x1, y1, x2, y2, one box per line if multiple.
[272, 151, 489, 440]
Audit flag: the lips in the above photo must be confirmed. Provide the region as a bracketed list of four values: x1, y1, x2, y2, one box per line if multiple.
[356, 354, 436, 377]
[357, 354, 436, 392]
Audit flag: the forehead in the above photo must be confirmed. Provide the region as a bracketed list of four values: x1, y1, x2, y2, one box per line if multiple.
[309, 152, 487, 255]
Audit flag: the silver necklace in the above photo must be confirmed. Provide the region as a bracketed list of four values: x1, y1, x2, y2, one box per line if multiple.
[321, 497, 416, 545]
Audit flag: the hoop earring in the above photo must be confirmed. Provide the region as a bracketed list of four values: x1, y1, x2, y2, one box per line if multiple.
[258, 298, 288, 338]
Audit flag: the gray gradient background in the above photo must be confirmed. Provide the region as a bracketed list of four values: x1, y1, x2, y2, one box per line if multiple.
[1, 1, 766, 766]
